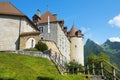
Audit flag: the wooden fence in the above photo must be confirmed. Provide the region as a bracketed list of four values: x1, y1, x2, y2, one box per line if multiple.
[85, 60, 120, 80]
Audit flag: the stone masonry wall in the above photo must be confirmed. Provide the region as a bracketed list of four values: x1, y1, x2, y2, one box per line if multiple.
[0, 15, 39, 51]
[20, 34, 39, 50]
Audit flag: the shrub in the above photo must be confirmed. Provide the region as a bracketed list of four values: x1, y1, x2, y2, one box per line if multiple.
[35, 41, 48, 52]
[65, 60, 84, 74]
[24, 48, 38, 51]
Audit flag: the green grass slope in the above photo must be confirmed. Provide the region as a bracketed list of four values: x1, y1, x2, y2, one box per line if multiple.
[0, 52, 89, 80]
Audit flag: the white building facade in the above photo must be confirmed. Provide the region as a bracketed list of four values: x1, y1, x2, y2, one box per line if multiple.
[33, 11, 84, 65]
[0, 2, 40, 51]
[68, 26, 84, 65]
[33, 11, 70, 62]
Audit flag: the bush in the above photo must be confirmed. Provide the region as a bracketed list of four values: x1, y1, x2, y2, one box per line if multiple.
[65, 60, 84, 74]
[24, 48, 38, 51]
[35, 41, 48, 52]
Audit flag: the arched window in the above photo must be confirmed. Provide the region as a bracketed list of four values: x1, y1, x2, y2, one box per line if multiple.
[31, 39, 34, 48]
[25, 38, 36, 49]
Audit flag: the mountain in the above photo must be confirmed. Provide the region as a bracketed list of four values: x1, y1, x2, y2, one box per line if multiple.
[103, 39, 120, 50]
[102, 39, 120, 68]
[84, 39, 104, 63]
[84, 39, 120, 69]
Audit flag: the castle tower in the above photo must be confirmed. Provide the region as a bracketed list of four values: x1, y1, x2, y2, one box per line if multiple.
[69, 26, 84, 66]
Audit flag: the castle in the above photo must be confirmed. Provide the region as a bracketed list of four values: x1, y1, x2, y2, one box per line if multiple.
[0, 2, 84, 65]
[32, 10, 84, 65]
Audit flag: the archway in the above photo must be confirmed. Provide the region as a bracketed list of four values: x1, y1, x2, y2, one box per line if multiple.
[25, 38, 36, 48]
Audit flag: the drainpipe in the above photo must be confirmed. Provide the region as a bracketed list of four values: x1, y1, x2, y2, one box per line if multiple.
[18, 18, 22, 50]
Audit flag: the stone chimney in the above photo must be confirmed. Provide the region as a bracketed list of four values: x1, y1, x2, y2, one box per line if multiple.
[53, 14, 57, 19]
[37, 9, 40, 17]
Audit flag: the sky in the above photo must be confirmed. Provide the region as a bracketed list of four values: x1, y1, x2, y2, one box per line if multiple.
[6, 0, 120, 44]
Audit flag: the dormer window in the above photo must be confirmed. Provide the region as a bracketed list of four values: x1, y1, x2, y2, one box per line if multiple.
[39, 26, 43, 33]
[75, 45, 77, 48]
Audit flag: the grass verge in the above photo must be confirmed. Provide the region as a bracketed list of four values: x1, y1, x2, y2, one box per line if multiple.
[0, 52, 90, 80]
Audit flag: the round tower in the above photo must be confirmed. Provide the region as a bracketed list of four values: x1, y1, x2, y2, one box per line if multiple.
[69, 26, 84, 66]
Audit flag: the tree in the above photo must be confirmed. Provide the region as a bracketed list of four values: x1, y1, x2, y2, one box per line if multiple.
[65, 60, 84, 74]
[98, 52, 110, 62]
[87, 53, 98, 64]
[35, 41, 48, 52]
[86, 52, 118, 79]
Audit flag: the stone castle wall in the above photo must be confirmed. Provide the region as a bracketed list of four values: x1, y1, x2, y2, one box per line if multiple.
[38, 22, 70, 62]
[0, 15, 39, 51]
[20, 34, 39, 50]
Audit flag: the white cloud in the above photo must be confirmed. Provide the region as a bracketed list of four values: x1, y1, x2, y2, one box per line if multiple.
[80, 27, 90, 34]
[94, 41, 100, 45]
[109, 37, 120, 42]
[80, 27, 93, 44]
[85, 33, 92, 39]
[80, 27, 92, 39]
[108, 14, 120, 28]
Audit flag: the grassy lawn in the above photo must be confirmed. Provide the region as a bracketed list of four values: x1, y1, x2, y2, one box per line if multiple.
[0, 52, 90, 80]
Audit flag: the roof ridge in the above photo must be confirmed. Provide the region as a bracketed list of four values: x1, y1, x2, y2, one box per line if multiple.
[0, 2, 24, 16]
[39, 11, 57, 23]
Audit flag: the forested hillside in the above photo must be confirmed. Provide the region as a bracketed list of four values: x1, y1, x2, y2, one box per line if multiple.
[84, 39, 120, 69]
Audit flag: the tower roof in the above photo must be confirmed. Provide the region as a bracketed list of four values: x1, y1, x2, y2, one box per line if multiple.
[39, 11, 57, 23]
[0, 2, 24, 16]
[69, 25, 77, 37]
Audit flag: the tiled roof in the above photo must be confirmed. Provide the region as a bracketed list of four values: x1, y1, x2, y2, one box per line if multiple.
[0, 2, 39, 31]
[20, 31, 40, 36]
[69, 25, 77, 37]
[39, 11, 57, 23]
[0, 2, 24, 16]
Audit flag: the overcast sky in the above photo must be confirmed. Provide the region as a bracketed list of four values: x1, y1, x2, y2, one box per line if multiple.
[7, 0, 120, 44]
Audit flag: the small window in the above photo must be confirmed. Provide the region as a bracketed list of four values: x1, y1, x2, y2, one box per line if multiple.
[39, 27, 43, 33]
[75, 45, 77, 48]
[41, 37, 43, 40]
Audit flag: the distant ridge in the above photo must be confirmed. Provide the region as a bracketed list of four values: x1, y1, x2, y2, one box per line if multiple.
[84, 39, 120, 69]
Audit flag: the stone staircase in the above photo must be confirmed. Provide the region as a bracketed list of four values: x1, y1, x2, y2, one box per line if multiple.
[91, 75, 105, 80]
[42, 40, 60, 54]
[42, 40, 67, 74]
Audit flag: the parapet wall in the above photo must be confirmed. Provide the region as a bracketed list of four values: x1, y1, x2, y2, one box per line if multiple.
[0, 50, 50, 60]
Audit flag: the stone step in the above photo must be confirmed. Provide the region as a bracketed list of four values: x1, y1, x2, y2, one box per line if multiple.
[92, 75, 105, 80]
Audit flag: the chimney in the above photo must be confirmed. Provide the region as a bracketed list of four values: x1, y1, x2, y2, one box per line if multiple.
[63, 26, 67, 35]
[37, 9, 40, 17]
[53, 14, 57, 19]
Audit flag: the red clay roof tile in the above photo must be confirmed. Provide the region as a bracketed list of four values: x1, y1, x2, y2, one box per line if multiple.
[0, 2, 24, 16]
[20, 31, 40, 36]
[69, 26, 77, 37]
[39, 11, 57, 23]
